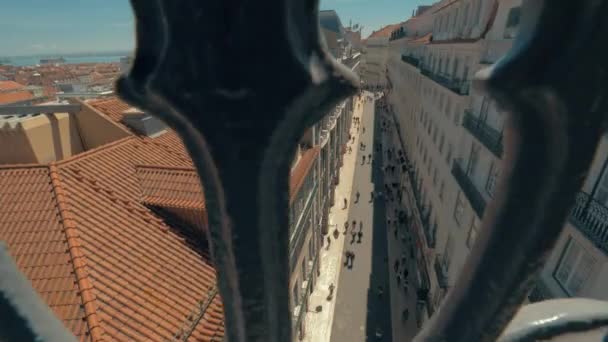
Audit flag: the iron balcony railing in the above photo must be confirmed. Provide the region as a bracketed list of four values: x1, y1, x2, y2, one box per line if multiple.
[452, 160, 487, 218]
[462, 110, 504, 158]
[419, 67, 470, 96]
[569, 191, 608, 254]
[434, 256, 449, 289]
[401, 54, 420, 67]
[527, 279, 553, 303]
[292, 252, 318, 340]
[289, 184, 317, 271]
[420, 65, 433, 77]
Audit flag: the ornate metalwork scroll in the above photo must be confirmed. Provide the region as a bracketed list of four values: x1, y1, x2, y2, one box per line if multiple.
[117, 0, 358, 341]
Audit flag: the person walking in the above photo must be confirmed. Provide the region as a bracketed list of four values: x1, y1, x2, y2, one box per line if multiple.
[362, 155, 366, 165]
[344, 221, 349, 235]
[355, 191, 360, 203]
[326, 235, 331, 249]
[368, 153, 372, 164]
[343, 198, 348, 209]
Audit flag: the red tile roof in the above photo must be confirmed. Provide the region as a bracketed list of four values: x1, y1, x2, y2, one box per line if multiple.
[0, 98, 224, 341]
[0, 95, 327, 341]
[0, 80, 25, 92]
[290, 147, 320, 203]
[136, 165, 205, 210]
[0, 90, 33, 105]
[368, 23, 404, 39]
[0, 166, 91, 341]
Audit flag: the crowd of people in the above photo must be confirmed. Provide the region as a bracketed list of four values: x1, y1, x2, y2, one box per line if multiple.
[376, 92, 416, 326]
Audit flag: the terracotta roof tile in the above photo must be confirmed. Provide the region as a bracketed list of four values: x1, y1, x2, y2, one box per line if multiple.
[0, 100, 224, 341]
[0, 167, 91, 341]
[0, 80, 25, 91]
[136, 165, 205, 209]
[368, 23, 404, 39]
[0, 90, 34, 105]
[290, 147, 320, 203]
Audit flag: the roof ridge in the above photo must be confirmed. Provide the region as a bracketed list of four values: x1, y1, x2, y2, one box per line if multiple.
[48, 163, 104, 341]
[135, 164, 197, 172]
[0, 163, 48, 170]
[55, 136, 134, 166]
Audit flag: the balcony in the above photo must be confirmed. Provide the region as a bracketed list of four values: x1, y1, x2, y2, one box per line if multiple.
[528, 279, 553, 303]
[401, 54, 419, 68]
[434, 256, 449, 289]
[569, 191, 608, 254]
[462, 110, 504, 158]
[422, 69, 470, 96]
[452, 160, 487, 218]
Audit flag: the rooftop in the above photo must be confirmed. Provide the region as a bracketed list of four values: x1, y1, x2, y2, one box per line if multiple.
[0, 97, 224, 341]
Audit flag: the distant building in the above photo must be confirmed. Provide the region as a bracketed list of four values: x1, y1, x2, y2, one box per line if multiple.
[360, 23, 403, 87]
[120, 56, 133, 73]
[319, 10, 347, 58]
[39, 57, 65, 65]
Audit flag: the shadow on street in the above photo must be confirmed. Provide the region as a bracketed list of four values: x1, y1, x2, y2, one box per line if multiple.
[364, 97, 393, 342]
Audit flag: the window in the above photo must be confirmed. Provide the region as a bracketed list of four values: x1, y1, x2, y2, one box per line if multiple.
[446, 143, 453, 164]
[467, 143, 480, 176]
[439, 93, 444, 111]
[423, 148, 428, 164]
[433, 126, 438, 144]
[442, 233, 454, 271]
[292, 283, 299, 307]
[301, 259, 306, 280]
[427, 158, 432, 173]
[427, 120, 432, 135]
[439, 133, 445, 153]
[554, 238, 597, 296]
[433, 168, 438, 186]
[486, 162, 500, 197]
[454, 107, 461, 125]
[467, 217, 480, 249]
[506, 7, 522, 28]
[594, 165, 608, 204]
[474, 0, 482, 24]
[454, 191, 465, 225]
[439, 180, 445, 201]
[445, 98, 452, 117]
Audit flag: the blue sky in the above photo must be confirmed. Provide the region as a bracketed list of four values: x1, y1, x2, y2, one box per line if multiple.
[1, 0, 419, 56]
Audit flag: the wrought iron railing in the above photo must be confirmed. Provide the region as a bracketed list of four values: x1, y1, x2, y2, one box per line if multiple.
[452, 160, 487, 218]
[3, 1, 608, 342]
[463, 110, 504, 157]
[401, 54, 420, 67]
[289, 184, 317, 271]
[569, 191, 608, 254]
[527, 279, 553, 303]
[291, 252, 318, 341]
[434, 256, 449, 289]
[424, 71, 470, 96]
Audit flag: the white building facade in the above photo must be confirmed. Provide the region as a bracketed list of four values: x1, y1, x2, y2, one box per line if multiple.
[382, 0, 608, 325]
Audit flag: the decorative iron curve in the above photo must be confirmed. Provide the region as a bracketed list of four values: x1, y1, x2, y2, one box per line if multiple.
[117, 0, 358, 341]
[112, 0, 608, 341]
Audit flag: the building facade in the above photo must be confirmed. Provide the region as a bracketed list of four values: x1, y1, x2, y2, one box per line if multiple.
[383, 0, 608, 326]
